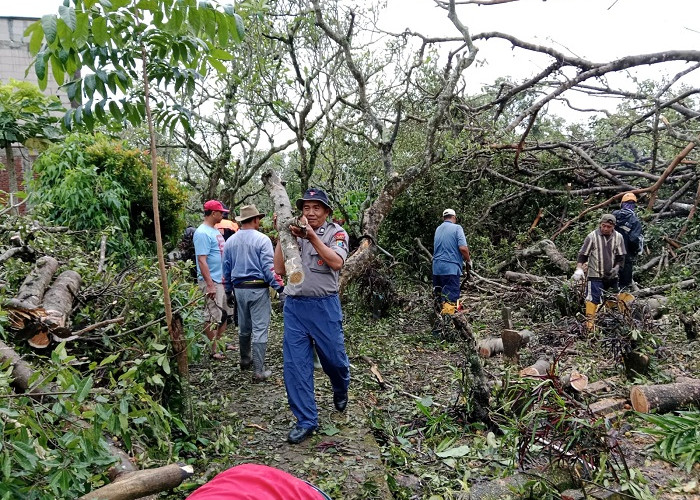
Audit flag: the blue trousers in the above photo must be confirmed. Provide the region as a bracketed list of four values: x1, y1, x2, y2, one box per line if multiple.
[433, 274, 460, 303]
[283, 295, 350, 429]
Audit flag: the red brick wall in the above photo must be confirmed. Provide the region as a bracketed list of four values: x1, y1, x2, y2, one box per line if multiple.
[0, 146, 35, 213]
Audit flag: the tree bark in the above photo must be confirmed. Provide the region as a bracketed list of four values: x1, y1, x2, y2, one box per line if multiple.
[504, 271, 549, 284]
[43, 270, 82, 339]
[5, 255, 59, 312]
[630, 380, 700, 413]
[5, 256, 59, 341]
[515, 239, 571, 273]
[79, 463, 194, 500]
[262, 170, 305, 285]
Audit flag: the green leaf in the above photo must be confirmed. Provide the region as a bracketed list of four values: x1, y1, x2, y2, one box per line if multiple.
[216, 12, 229, 46]
[58, 5, 77, 31]
[41, 15, 58, 45]
[35, 53, 47, 86]
[435, 445, 470, 458]
[12, 441, 39, 470]
[50, 53, 65, 85]
[27, 23, 44, 55]
[92, 16, 108, 46]
[233, 13, 244, 42]
[76, 375, 94, 402]
[207, 56, 226, 74]
[210, 48, 233, 61]
[84, 73, 96, 97]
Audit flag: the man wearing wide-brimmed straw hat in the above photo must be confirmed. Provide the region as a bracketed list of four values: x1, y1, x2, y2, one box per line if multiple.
[223, 204, 284, 382]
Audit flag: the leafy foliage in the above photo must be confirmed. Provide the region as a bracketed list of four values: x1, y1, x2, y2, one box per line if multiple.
[0, 79, 63, 148]
[30, 133, 187, 257]
[24, 0, 250, 131]
[639, 411, 700, 472]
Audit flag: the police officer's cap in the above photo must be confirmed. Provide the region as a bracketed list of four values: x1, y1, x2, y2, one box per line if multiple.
[296, 188, 331, 211]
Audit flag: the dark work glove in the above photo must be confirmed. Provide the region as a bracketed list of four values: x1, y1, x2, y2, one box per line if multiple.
[226, 291, 235, 308]
[608, 266, 619, 279]
[277, 286, 285, 296]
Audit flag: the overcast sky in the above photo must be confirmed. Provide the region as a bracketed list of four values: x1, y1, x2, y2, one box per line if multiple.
[4, 0, 699, 118]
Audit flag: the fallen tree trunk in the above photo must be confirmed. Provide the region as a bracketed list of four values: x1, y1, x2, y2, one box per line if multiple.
[79, 463, 194, 500]
[43, 270, 82, 339]
[467, 465, 575, 500]
[262, 170, 305, 286]
[630, 379, 700, 413]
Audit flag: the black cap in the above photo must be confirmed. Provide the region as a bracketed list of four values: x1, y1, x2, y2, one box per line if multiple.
[295, 188, 331, 211]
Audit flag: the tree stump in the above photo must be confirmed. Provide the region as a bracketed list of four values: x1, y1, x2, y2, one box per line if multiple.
[630, 380, 700, 413]
[561, 370, 589, 392]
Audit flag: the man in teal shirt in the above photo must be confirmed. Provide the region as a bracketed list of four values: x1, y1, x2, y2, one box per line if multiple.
[432, 208, 471, 314]
[194, 200, 231, 360]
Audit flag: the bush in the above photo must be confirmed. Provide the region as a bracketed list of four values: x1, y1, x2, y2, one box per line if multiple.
[30, 133, 187, 259]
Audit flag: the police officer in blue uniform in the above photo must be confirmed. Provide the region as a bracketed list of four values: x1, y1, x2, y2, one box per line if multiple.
[273, 188, 351, 444]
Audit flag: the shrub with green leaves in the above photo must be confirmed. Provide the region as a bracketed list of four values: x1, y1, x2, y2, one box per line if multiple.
[30, 133, 187, 259]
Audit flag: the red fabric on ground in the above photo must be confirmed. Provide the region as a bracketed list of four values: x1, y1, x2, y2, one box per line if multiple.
[186, 464, 324, 500]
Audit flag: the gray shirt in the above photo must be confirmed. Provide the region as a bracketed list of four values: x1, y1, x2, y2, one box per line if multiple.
[285, 221, 349, 297]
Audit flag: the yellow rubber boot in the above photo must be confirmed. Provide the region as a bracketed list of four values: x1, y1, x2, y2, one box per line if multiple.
[585, 301, 598, 332]
[441, 301, 457, 315]
[617, 292, 634, 316]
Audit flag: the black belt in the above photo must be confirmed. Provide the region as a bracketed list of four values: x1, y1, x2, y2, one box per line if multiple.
[234, 279, 268, 289]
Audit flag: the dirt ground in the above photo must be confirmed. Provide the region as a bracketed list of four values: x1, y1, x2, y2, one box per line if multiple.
[184, 298, 700, 500]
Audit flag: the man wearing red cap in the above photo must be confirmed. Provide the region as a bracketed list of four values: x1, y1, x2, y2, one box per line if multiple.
[194, 200, 233, 360]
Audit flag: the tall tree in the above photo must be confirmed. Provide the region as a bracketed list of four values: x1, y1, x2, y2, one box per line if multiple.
[27, 0, 250, 377]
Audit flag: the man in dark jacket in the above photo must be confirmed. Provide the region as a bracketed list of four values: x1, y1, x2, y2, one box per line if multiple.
[613, 192, 644, 290]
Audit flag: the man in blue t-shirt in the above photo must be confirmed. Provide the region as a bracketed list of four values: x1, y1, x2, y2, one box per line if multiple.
[432, 208, 471, 314]
[194, 200, 232, 360]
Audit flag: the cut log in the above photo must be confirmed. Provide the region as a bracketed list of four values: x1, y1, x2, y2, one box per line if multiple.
[466, 465, 575, 500]
[635, 279, 695, 298]
[630, 380, 700, 413]
[5, 256, 59, 311]
[0, 339, 36, 392]
[520, 357, 552, 377]
[478, 329, 532, 358]
[79, 463, 194, 500]
[478, 338, 503, 358]
[584, 376, 621, 395]
[561, 370, 589, 392]
[43, 270, 82, 339]
[262, 170, 305, 285]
